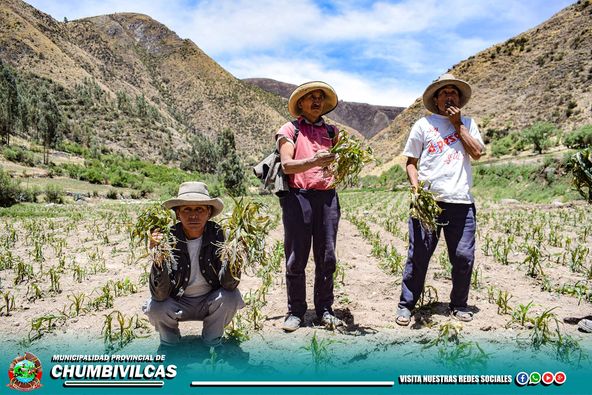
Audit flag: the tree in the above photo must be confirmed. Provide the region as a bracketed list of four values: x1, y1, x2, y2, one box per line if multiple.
[135, 94, 147, 118]
[37, 89, 62, 164]
[217, 129, 245, 196]
[0, 61, 20, 146]
[116, 91, 132, 114]
[180, 133, 220, 174]
[523, 122, 557, 154]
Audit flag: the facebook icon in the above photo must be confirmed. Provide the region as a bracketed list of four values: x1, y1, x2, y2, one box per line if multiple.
[516, 372, 529, 386]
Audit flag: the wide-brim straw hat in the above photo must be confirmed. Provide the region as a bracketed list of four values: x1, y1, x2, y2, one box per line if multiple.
[288, 81, 338, 118]
[163, 181, 224, 217]
[422, 73, 472, 114]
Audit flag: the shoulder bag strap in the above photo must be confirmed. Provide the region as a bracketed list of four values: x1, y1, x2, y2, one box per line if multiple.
[291, 120, 300, 144]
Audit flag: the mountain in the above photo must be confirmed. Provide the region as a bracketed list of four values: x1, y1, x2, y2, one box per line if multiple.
[0, 0, 290, 164]
[244, 78, 404, 139]
[369, 0, 592, 169]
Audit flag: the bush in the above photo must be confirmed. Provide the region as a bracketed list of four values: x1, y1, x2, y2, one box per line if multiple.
[106, 189, 118, 200]
[81, 167, 105, 184]
[59, 141, 88, 156]
[20, 187, 40, 203]
[563, 125, 592, 149]
[0, 169, 22, 207]
[2, 146, 39, 166]
[44, 184, 65, 204]
[491, 136, 513, 157]
[47, 163, 64, 178]
[491, 133, 525, 157]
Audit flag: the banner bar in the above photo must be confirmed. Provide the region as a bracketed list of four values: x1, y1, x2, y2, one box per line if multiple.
[63, 380, 164, 387]
[190, 381, 395, 387]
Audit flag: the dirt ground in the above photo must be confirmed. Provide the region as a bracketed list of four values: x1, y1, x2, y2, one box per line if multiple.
[1, 196, 591, 371]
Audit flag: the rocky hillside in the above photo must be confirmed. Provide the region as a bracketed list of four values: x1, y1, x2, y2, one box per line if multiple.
[0, 0, 290, 164]
[370, 0, 592, 168]
[244, 78, 404, 139]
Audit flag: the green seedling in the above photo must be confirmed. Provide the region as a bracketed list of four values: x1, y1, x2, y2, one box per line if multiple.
[67, 292, 88, 317]
[302, 332, 335, 373]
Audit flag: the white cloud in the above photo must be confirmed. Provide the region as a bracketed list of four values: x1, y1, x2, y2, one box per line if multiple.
[185, 0, 319, 54]
[226, 55, 419, 106]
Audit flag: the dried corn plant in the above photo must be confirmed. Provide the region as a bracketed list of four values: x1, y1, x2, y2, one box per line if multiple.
[328, 130, 374, 188]
[130, 204, 177, 274]
[216, 198, 272, 279]
[410, 181, 444, 231]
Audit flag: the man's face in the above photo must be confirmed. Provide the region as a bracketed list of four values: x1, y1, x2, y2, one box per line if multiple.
[298, 90, 325, 122]
[176, 205, 211, 236]
[433, 85, 461, 114]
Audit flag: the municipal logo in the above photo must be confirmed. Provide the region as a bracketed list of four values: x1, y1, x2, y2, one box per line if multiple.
[7, 352, 43, 392]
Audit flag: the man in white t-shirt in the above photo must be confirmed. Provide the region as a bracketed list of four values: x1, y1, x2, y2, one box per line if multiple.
[396, 74, 485, 326]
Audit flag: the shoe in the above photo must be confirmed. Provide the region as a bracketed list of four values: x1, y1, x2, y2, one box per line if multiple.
[320, 311, 344, 330]
[451, 308, 474, 322]
[282, 315, 302, 332]
[395, 307, 412, 326]
[578, 319, 592, 333]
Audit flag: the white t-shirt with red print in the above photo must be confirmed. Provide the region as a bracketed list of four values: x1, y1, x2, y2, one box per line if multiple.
[402, 113, 484, 204]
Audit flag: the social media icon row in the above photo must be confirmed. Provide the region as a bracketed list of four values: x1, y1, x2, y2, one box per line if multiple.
[515, 371, 566, 386]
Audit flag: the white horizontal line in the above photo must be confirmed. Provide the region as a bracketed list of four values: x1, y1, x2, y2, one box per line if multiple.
[190, 381, 394, 387]
[63, 380, 164, 387]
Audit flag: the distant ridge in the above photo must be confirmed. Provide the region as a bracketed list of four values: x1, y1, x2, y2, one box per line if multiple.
[244, 78, 404, 139]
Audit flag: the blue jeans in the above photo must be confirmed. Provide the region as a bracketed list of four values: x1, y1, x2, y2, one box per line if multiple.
[280, 189, 340, 318]
[398, 202, 476, 311]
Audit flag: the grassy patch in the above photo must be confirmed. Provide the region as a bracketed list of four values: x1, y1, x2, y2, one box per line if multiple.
[472, 162, 580, 203]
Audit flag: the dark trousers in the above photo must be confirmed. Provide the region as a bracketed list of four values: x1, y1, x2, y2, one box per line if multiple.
[280, 188, 340, 318]
[399, 202, 476, 311]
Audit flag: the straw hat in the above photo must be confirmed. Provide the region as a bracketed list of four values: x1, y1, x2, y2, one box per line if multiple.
[288, 81, 338, 118]
[163, 182, 224, 217]
[422, 73, 472, 114]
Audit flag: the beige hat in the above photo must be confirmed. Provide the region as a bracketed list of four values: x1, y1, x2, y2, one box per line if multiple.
[288, 81, 338, 118]
[422, 73, 472, 114]
[163, 182, 224, 217]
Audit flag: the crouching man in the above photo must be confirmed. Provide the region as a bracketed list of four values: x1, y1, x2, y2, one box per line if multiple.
[143, 181, 244, 351]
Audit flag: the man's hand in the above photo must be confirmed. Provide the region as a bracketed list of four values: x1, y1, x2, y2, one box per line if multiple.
[149, 230, 165, 269]
[149, 230, 163, 249]
[311, 150, 336, 167]
[445, 102, 462, 129]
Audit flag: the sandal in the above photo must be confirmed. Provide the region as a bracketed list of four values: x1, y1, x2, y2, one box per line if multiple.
[396, 307, 412, 326]
[578, 319, 592, 333]
[451, 308, 474, 322]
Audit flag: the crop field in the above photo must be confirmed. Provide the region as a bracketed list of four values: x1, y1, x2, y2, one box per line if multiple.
[0, 192, 591, 371]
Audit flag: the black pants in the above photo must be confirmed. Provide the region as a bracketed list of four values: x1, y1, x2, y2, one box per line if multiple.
[399, 202, 476, 311]
[280, 189, 340, 317]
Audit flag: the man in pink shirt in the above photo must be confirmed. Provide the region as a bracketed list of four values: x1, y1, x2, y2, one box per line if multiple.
[275, 81, 343, 332]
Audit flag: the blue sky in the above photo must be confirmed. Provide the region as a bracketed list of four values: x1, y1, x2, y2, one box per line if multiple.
[27, 0, 574, 107]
